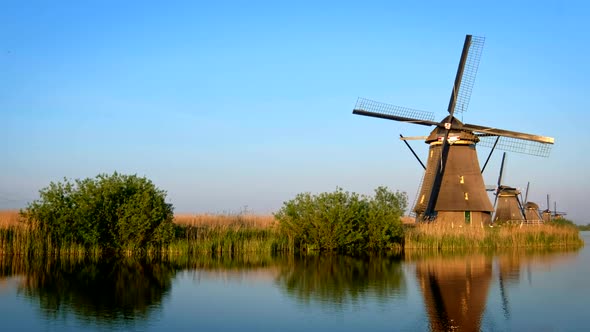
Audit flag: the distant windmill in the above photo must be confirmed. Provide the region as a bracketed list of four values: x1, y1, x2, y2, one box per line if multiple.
[522, 182, 543, 223]
[542, 194, 567, 221]
[492, 153, 525, 223]
[353, 35, 555, 223]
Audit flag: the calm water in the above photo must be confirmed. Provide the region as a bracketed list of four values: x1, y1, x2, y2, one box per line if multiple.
[1, 232, 588, 332]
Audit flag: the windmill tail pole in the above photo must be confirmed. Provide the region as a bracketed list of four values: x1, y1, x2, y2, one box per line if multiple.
[481, 136, 500, 173]
[400, 134, 426, 170]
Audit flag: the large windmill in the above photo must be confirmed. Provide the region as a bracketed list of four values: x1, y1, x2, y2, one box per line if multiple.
[353, 35, 554, 223]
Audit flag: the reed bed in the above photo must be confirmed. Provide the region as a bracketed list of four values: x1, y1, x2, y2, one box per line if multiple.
[404, 222, 583, 250]
[0, 210, 286, 256]
[0, 210, 23, 228]
[173, 213, 276, 229]
[0, 210, 583, 255]
[0, 210, 278, 229]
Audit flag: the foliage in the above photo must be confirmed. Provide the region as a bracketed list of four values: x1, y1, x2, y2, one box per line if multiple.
[549, 218, 577, 229]
[274, 187, 407, 252]
[21, 172, 175, 252]
[578, 223, 590, 231]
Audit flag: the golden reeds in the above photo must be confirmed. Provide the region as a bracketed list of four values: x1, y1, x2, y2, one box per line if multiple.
[0, 210, 278, 230]
[173, 213, 276, 229]
[0, 210, 23, 228]
[404, 221, 583, 249]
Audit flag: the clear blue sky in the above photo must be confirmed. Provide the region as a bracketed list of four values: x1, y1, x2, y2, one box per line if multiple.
[2, 1, 589, 223]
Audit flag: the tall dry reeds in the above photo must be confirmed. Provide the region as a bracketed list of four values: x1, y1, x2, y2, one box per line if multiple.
[0, 210, 22, 228]
[173, 213, 276, 229]
[404, 222, 583, 249]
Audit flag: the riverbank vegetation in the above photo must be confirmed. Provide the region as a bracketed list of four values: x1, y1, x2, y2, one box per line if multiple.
[404, 221, 583, 249]
[0, 177, 584, 256]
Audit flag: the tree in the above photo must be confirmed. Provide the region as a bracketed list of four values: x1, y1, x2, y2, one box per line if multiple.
[274, 186, 407, 252]
[23, 172, 175, 252]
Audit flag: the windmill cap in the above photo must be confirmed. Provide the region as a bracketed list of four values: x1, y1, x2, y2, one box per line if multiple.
[426, 115, 479, 144]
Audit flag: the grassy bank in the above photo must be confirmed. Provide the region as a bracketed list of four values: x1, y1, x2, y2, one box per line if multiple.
[0, 210, 584, 255]
[405, 222, 583, 249]
[0, 211, 287, 256]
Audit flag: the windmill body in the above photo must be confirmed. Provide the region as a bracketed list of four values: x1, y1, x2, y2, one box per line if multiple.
[494, 186, 525, 223]
[492, 153, 526, 223]
[415, 118, 493, 224]
[524, 202, 543, 222]
[352, 35, 554, 223]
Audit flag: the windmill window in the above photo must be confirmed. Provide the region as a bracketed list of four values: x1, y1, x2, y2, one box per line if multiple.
[430, 150, 433, 158]
[459, 176, 464, 184]
[464, 192, 469, 200]
[465, 211, 471, 224]
[420, 195, 425, 204]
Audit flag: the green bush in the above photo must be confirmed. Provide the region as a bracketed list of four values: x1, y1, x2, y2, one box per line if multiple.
[550, 218, 577, 229]
[22, 172, 175, 252]
[274, 187, 407, 252]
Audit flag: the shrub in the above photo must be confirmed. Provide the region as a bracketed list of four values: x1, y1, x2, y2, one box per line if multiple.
[22, 172, 175, 252]
[274, 187, 407, 252]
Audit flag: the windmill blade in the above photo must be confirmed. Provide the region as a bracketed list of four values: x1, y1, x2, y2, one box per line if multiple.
[466, 123, 554, 144]
[516, 195, 526, 221]
[492, 153, 507, 216]
[497, 152, 506, 188]
[467, 122, 554, 158]
[353, 98, 437, 126]
[448, 35, 485, 114]
[524, 182, 530, 204]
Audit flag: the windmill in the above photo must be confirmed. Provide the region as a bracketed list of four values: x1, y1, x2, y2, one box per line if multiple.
[522, 182, 543, 223]
[542, 194, 567, 221]
[352, 35, 554, 223]
[492, 152, 525, 223]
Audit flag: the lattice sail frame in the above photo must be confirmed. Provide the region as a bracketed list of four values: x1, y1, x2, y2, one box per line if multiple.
[454, 36, 485, 114]
[355, 97, 435, 121]
[477, 135, 552, 157]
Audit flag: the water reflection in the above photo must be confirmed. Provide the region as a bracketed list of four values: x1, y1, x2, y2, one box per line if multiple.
[408, 248, 581, 332]
[413, 253, 492, 331]
[0, 247, 583, 331]
[0, 255, 181, 326]
[275, 254, 406, 307]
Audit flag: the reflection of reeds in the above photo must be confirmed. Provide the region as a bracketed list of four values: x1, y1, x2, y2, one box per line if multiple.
[404, 222, 584, 249]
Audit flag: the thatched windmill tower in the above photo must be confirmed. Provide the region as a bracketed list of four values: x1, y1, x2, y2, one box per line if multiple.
[492, 153, 525, 223]
[352, 35, 554, 223]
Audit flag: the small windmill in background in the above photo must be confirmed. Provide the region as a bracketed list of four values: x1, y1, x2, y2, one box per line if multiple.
[542, 194, 567, 222]
[521, 182, 543, 223]
[492, 153, 525, 223]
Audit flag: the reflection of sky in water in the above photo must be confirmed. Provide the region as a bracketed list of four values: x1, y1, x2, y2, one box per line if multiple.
[0, 234, 588, 332]
[484, 233, 590, 331]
